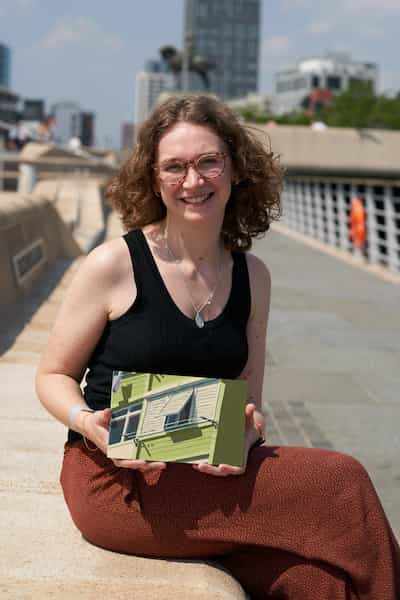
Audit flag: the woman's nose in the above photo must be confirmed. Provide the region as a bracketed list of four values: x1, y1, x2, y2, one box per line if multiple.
[182, 165, 204, 187]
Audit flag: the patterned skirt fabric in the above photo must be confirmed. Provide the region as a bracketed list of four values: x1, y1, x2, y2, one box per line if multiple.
[61, 441, 400, 599]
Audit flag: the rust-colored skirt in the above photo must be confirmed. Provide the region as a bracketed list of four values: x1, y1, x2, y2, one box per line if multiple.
[61, 441, 400, 599]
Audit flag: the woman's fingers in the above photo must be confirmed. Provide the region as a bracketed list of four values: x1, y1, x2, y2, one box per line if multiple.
[192, 463, 244, 477]
[245, 403, 256, 425]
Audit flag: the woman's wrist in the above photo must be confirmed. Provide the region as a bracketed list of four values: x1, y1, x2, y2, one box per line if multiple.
[69, 405, 94, 435]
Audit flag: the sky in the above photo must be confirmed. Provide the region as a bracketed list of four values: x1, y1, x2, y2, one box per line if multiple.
[0, 0, 399, 147]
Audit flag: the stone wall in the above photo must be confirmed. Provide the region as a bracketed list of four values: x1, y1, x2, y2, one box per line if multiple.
[0, 177, 107, 311]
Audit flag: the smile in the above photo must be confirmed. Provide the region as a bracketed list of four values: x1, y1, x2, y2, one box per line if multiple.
[180, 192, 214, 205]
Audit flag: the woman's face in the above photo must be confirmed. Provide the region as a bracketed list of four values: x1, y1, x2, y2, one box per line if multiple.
[155, 122, 234, 224]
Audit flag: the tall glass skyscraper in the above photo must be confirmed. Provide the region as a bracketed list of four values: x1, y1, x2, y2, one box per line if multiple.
[184, 0, 260, 99]
[0, 43, 11, 89]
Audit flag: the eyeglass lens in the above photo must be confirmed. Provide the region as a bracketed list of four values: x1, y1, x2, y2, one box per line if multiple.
[159, 154, 224, 183]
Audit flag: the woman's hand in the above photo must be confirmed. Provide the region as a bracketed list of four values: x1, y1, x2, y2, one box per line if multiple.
[192, 403, 265, 477]
[83, 408, 166, 473]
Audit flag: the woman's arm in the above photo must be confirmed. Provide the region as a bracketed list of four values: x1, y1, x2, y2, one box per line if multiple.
[35, 241, 123, 449]
[37, 238, 166, 473]
[193, 252, 271, 476]
[240, 252, 271, 443]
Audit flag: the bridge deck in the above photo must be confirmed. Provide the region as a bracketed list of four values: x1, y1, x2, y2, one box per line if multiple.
[1, 212, 399, 597]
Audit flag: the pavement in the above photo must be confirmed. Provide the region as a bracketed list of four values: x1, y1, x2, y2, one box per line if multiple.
[0, 211, 399, 597]
[258, 224, 400, 538]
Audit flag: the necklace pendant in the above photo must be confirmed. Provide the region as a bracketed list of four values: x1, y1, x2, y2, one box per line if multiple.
[195, 312, 205, 328]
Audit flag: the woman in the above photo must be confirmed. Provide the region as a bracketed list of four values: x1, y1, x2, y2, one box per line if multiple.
[36, 95, 400, 599]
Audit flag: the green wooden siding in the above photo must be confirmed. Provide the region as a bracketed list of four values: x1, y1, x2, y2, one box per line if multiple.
[210, 380, 246, 467]
[137, 423, 215, 462]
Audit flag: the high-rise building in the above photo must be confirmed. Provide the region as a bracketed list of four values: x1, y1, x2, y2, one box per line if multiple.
[121, 122, 135, 150]
[0, 43, 11, 89]
[23, 99, 45, 122]
[51, 101, 82, 144]
[80, 112, 95, 147]
[0, 88, 19, 123]
[134, 66, 173, 126]
[184, 0, 260, 99]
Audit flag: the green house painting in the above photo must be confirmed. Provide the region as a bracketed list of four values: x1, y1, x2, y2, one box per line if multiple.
[107, 371, 247, 466]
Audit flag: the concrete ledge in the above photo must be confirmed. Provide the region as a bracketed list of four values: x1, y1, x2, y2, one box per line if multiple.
[0, 363, 247, 600]
[34, 177, 107, 254]
[0, 178, 108, 315]
[0, 193, 66, 308]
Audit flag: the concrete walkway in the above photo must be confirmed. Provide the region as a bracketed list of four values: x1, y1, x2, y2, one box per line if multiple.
[1, 213, 399, 597]
[259, 225, 400, 538]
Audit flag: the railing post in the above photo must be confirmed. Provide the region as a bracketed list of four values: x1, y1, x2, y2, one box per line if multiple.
[336, 183, 349, 251]
[304, 180, 313, 237]
[384, 185, 399, 271]
[325, 182, 336, 246]
[314, 182, 325, 243]
[365, 185, 379, 265]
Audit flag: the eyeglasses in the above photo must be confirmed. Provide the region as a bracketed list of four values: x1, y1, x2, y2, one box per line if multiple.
[155, 152, 227, 186]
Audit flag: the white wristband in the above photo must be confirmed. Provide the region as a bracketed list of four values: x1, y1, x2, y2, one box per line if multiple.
[69, 405, 94, 430]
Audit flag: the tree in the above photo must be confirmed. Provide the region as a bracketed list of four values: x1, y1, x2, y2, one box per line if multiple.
[322, 81, 376, 128]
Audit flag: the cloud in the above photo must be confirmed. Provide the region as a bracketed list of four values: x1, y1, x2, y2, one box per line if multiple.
[36, 16, 124, 52]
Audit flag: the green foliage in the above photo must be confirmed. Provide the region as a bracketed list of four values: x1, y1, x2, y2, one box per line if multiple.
[323, 81, 376, 128]
[273, 112, 313, 126]
[235, 103, 269, 123]
[368, 96, 400, 129]
[236, 83, 400, 130]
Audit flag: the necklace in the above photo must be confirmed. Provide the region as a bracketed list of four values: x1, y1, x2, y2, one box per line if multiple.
[164, 232, 223, 328]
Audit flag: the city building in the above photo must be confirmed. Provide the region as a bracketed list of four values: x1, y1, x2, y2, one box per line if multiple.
[50, 101, 95, 146]
[0, 88, 19, 124]
[121, 122, 134, 149]
[184, 0, 261, 99]
[22, 99, 45, 122]
[51, 101, 81, 144]
[134, 64, 173, 126]
[80, 112, 95, 147]
[0, 43, 11, 89]
[272, 52, 378, 115]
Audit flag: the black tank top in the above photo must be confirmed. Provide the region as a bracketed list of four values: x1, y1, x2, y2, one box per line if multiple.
[68, 229, 251, 442]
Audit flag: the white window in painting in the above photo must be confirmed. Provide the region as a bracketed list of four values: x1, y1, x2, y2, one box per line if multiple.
[163, 390, 194, 431]
[123, 409, 141, 441]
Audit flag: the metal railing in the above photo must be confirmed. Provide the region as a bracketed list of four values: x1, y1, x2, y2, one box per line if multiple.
[281, 176, 400, 273]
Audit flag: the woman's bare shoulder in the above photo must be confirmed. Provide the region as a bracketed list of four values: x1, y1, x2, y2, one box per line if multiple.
[245, 252, 271, 286]
[244, 252, 271, 317]
[79, 237, 132, 286]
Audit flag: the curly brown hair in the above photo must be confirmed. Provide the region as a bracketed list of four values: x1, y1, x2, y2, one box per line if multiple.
[107, 94, 283, 251]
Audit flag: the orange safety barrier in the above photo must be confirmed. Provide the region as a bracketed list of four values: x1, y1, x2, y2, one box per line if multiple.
[349, 197, 366, 249]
